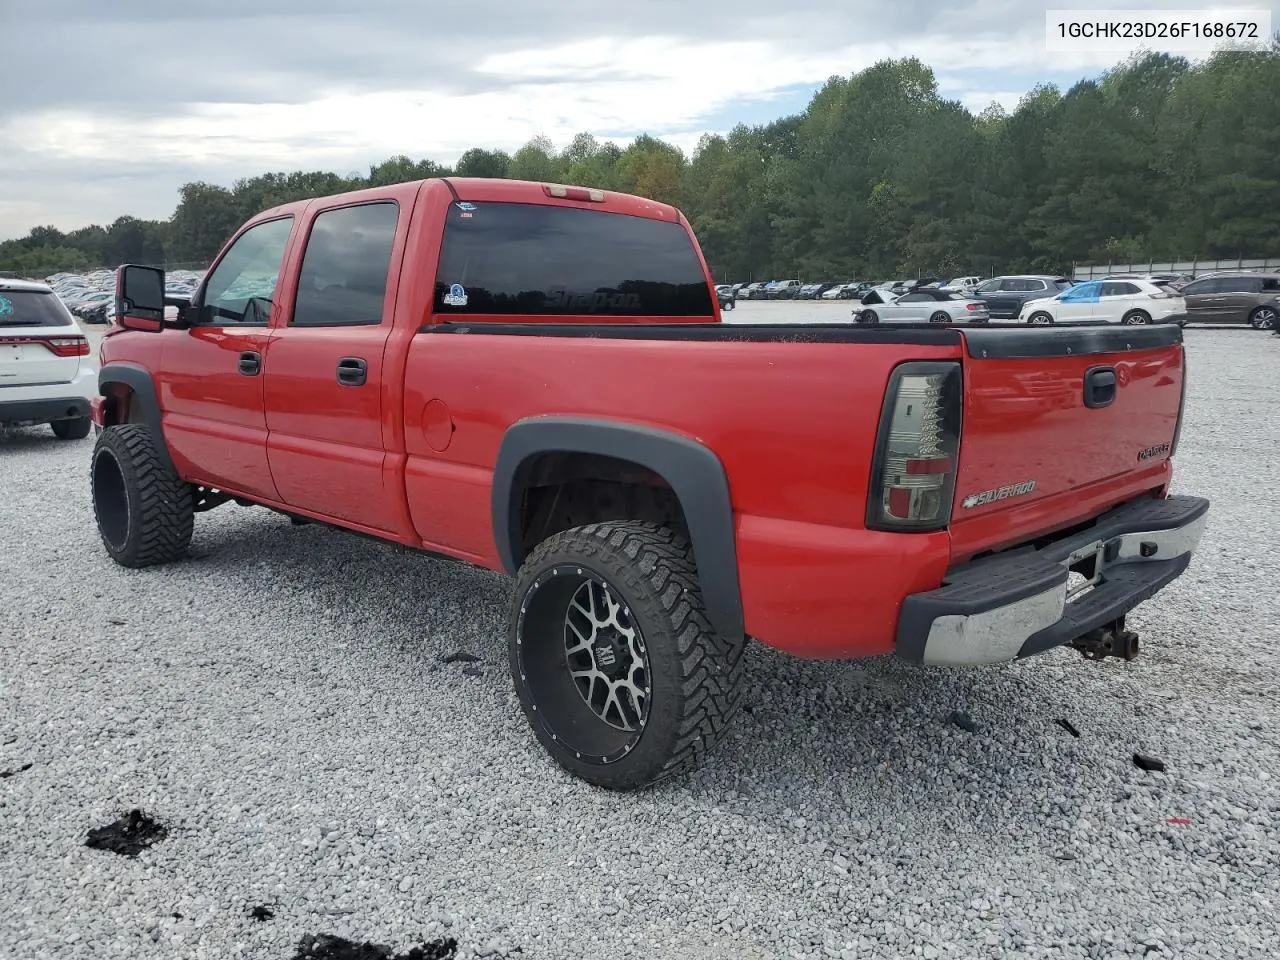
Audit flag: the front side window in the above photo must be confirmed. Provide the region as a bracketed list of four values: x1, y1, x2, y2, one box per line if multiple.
[433, 202, 714, 317]
[198, 217, 294, 326]
[1182, 278, 1221, 295]
[1220, 276, 1263, 294]
[292, 202, 400, 327]
[976, 279, 1002, 293]
[1061, 281, 1101, 303]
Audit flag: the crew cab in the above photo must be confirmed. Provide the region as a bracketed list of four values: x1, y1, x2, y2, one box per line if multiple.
[92, 177, 1209, 790]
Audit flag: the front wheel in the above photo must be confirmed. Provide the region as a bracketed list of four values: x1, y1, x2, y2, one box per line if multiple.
[509, 521, 746, 790]
[1122, 310, 1150, 326]
[1027, 312, 1054, 326]
[1249, 306, 1277, 330]
[721, 299, 735, 311]
[91, 424, 195, 567]
[859, 309, 879, 324]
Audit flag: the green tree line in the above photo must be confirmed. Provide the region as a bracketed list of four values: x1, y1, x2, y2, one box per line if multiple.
[3, 45, 1276, 282]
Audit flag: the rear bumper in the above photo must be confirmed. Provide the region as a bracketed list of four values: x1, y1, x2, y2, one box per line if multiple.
[0, 395, 91, 425]
[895, 495, 1209, 666]
[0, 367, 96, 425]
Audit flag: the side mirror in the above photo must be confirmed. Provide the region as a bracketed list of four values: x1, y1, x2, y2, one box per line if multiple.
[115, 264, 165, 332]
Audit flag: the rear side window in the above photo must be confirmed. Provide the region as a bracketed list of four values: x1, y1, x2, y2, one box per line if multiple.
[433, 202, 714, 317]
[0, 290, 73, 327]
[1101, 282, 1141, 296]
[293, 202, 400, 327]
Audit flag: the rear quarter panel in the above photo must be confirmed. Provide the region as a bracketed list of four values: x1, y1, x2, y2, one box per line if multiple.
[400, 332, 961, 657]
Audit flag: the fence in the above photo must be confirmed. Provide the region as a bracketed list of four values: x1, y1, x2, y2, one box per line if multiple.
[1072, 256, 1280, 281]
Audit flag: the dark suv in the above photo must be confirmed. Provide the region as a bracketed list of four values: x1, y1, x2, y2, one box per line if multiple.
[1179, 273, 1280, 329]
[974, 275, 1073, 319]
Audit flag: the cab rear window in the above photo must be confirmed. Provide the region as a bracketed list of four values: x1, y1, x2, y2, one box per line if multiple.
[0, 290, 73, 327]
[433, 202, 714, 317]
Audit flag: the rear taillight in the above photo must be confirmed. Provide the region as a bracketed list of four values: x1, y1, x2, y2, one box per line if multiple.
[0, 335, 90, 357]
[965, 302, 983, 311]
[45, 336, 90, 357]
[868, 362, 963, 531]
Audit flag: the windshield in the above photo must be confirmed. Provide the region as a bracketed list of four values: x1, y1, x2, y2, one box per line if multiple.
[0, 289, 74, 327]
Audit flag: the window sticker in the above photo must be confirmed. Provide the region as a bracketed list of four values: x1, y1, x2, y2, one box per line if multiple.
[0, 295, 13, 317]
[443, 284, 468, 307]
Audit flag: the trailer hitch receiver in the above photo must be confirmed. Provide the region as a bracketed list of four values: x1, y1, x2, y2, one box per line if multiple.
[1070, 617, 1140, 662]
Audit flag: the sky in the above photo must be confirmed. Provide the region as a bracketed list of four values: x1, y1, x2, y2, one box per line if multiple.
[0, 0, 1271, 239]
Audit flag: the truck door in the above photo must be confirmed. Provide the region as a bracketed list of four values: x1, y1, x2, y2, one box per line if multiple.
[262, 199, 408, 532]
[159, 216, 294, 500]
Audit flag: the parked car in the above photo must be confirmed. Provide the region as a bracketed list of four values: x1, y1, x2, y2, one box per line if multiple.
[973, 275, 1073, 319]
[0, 278, 96, 438]
[1178, 273, 1280, 328]
[715, 284, 736, 311]
[855, 288, 991, 324]
[768, 279, 802, 300]
[942, 276, 984, 294]
[1018, 278, 1186, 326]
[821, 282, 856, 300]
[95, 176, 1207, 791]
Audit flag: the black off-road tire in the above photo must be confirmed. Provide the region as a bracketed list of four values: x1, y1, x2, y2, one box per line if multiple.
[51, 416, 91, 440]
[509, 520, 746, 790]
[91, 424, 194, 568]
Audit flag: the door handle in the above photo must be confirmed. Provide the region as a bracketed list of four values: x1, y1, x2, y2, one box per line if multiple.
[1083, 365, 1117, 409]
[238, 351, 261, 376]
[336, 357, 367, 386]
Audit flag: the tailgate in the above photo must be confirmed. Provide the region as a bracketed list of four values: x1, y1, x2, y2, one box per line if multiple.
[0, 330, 81, 387]
[950, 324, 1184, 561]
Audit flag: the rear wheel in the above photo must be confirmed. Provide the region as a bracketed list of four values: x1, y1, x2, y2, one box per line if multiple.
[1028, 312, 1054, 326]
[51, 416, 91, 440]
[1249, 306, 1277, 330]
[1122, 310, 1151, 326]
[509, 521, 746, 790]
[91, 424, 194, 568]
[929, 311, 950, 324]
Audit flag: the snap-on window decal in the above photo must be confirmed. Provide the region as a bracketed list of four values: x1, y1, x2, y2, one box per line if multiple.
[443, 283, 468, 307]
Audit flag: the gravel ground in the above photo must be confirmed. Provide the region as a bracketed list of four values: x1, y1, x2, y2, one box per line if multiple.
[2, 325, 1278, 960]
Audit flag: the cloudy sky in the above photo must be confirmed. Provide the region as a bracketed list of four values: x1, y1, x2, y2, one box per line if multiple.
[1, 0, 1269, 239]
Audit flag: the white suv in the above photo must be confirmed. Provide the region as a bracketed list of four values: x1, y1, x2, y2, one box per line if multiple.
[0, 279, 96, 439]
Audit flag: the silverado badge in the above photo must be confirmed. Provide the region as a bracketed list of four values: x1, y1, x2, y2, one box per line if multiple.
[961, 480, 1037, 509]
[1137, 442, 1171, 461]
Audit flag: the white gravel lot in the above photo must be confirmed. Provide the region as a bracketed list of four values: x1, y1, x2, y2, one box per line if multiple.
[2, 319, 1278, 960]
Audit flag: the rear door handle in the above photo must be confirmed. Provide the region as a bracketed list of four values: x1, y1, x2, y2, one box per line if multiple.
[337, 357, 367, 386]
[1083, 365, 1117, 408]
[239, 351, 261, 376]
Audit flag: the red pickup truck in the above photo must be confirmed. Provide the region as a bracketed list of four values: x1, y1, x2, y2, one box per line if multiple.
[92, 177, 1209, 789]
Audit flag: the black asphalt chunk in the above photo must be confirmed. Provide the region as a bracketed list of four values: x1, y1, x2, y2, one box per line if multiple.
[1133, 753, 1167, 773]
[440, 651, 481, 664]
[84, 809, 168, 857]
[292, 934, 458, 960]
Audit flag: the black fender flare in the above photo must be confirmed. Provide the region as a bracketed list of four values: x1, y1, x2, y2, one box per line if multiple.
[97, 362, 175, 473]
[492, 417, 744, 641]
